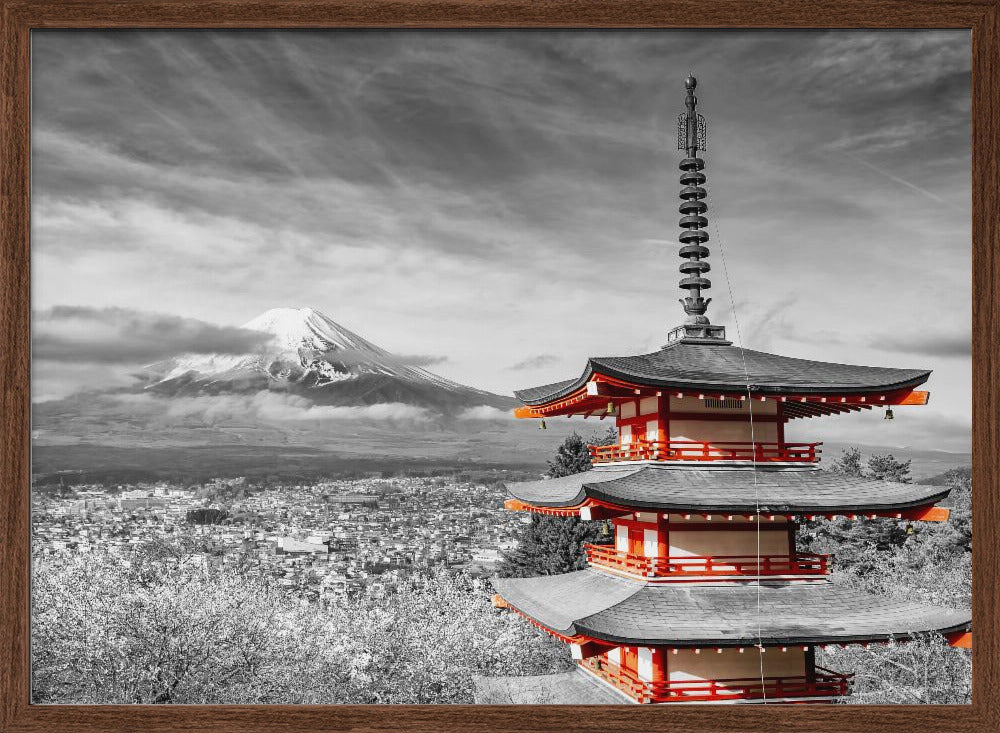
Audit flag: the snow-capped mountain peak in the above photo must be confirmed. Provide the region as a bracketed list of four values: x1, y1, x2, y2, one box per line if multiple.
[146, 307, 512, 412]
[242, 307, 387, 358]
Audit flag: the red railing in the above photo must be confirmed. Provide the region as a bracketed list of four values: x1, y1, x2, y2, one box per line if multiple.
[584, 544, 829, 578]
[579, 657, 851, 703]
[588, 440, 821, 464]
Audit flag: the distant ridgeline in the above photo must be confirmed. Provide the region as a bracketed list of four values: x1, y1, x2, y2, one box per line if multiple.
[30, 445, 546, 487]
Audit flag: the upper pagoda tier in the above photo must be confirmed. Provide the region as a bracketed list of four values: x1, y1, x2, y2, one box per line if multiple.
[514, 341, 931, 418]
[514, 73, 930, 421]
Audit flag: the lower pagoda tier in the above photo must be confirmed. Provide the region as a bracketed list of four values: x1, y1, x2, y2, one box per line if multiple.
[492, 570, 971, 646]
[491, 571, 971, 704]
[505, 464, 950, 515]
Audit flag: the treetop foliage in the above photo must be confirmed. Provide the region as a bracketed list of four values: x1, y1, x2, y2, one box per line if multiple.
[32, 548, 569, 704]
[498, 432, 607, 578]
[546, 432, 592, 478]
[185, 507, 229, 525]
[803, 448, 972, 703]
[830, 446, 912, 483]
[802, 448, 968, 572]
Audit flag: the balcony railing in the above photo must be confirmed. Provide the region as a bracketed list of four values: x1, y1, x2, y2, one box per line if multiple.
[588, 440, 821, 464]
[579, 657, 851, 703]
[584, 544, 830, 579]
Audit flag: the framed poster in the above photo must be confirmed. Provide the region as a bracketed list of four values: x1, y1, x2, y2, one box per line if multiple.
[1, 2, 997, 732]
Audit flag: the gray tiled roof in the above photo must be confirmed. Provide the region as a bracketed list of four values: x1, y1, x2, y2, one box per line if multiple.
[515, 343, 930, 404]
[506, 464, 950, 513]
[492, 570, 970, 645]
[492, 570, 640, 635]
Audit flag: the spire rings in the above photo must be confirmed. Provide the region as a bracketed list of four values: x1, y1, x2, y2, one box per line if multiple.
[678, 244, 709, 259]
[679, 185, 707, 200]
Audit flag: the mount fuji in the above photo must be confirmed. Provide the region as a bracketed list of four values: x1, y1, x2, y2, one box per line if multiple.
[144, 307, 514, 414]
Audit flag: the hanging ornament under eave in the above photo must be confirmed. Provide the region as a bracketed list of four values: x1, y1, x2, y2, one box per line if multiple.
[538, 419, 547, 430]
[884, 408, 894, 421]
[605, 401, 615, 415]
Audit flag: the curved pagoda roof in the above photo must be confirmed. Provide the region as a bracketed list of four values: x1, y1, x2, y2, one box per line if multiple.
[506, 464, 950, 514]
[491, 570, 970, 646]
[515, 342, 931, 406]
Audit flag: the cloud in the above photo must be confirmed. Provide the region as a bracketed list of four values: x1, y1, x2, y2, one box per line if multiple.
[31, 361, 141, 403]
[872, 332, 971, 359]
[323, 347, 447, 369]
[34, 306, 273, 364]
[28, 30, 972, 452]
[457, 405, 514, 421]
[804, 407, 971, 454]
[737, 295, 799, 352]
[841, 153, 952, 207]
[508, 354, 558, 371]
[115, 391, 434, 425]
[395, 354, 449, 367]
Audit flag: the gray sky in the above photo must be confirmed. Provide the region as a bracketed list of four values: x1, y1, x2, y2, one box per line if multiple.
[31, 30, 971, 451]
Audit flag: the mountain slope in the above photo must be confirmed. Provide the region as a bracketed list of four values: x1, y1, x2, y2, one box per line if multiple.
[146, 307, 513, 412]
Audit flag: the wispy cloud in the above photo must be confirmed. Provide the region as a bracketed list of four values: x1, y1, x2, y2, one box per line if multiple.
[319, 348, 448, 369]
[741, 295, 799, 352]
[33, 306, 272, 363]
[872, 331, 971, 359]
[115, 392, 434, 425]
[457, 405, 513, 421]
[843, 153, 951, 207]
[395, 354, 449, 367]
[508, 354, 559, 371]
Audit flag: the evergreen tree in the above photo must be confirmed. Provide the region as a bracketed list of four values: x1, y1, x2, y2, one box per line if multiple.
[546, 432, 592, 477]
[898, 469, 971, 565]
[867, 453, 912, 483]
[831, 447, 864, 476]
[495, 514, 608, 578]
[498, 433, 607, 578]
[588, 426, 618, 447]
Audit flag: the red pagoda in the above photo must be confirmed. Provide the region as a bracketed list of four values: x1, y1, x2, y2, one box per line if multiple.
[490, 76, 971, 705]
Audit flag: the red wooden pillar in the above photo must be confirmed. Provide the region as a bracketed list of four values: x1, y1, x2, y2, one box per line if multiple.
[651, 647, 667, 681]
[623, 646, 638, 675]
[629, 526, 644, 555]
[659, 394, 670, 449]
[657, 514, 669, 559]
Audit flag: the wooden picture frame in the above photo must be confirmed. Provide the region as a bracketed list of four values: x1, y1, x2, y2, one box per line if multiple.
[1, 1, 996, 731]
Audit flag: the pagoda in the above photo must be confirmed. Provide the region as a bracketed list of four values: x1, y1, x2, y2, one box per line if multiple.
[490, 76, 971, 705]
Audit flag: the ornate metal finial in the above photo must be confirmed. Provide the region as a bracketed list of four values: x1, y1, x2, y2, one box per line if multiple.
[665, 75, 729, 346]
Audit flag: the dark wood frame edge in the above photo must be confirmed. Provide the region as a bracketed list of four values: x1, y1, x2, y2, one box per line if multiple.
[1, 1, 997, 731]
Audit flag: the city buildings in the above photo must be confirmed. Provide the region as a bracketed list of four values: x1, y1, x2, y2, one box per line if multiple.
[33, 476, 521, 604]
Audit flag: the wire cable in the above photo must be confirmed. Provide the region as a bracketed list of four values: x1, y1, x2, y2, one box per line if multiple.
[706, 182, 768, 703]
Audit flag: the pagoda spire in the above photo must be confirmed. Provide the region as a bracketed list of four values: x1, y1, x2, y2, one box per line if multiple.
[666, 75, 728, 345]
